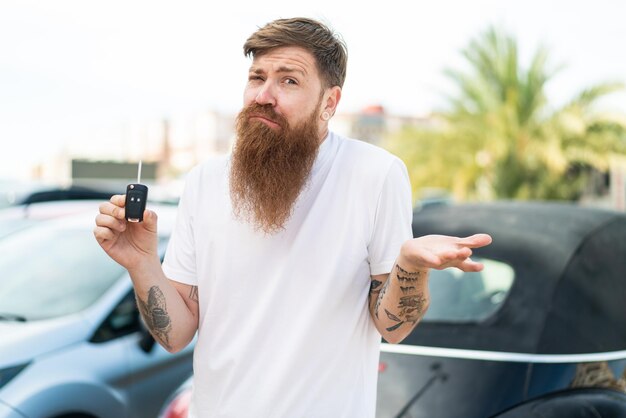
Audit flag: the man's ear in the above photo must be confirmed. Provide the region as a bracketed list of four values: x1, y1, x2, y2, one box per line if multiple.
[323, 86, 342, 117]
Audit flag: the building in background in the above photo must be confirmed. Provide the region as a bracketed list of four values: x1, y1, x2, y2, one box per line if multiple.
[30, 105, 622, 211]
[331, 105, 435, 147]
[34, 106, 430, 195]
[34, 109, 235, 198]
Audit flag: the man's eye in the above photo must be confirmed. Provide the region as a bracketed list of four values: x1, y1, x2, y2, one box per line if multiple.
[284, 78, 298, 85]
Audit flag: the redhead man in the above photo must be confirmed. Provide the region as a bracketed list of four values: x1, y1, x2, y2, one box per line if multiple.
[94, 17, 491, 418]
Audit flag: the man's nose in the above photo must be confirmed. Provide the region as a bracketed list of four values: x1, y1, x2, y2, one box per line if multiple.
[255, 82, 277, 106]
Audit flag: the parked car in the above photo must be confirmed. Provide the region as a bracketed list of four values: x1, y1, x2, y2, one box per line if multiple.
[158, 201, 626, 418]
[377, 201, 626, 418]
[0, 200, 194, 418]
[0, 180, 116, 210]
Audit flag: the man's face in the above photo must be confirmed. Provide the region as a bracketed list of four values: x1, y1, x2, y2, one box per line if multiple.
[230, 46, 329, 234]
[242, 46, 327, 140]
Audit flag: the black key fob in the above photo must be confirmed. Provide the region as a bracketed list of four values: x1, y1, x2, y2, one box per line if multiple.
[125, 183, 148, 223]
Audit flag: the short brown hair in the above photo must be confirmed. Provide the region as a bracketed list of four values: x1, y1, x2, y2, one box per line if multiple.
[243, 17, 348, 89]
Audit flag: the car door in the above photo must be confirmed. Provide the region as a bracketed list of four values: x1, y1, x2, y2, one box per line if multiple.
[92, 289, 194, 418]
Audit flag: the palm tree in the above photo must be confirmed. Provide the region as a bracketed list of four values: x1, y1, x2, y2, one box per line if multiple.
[386, 26, 626, 201]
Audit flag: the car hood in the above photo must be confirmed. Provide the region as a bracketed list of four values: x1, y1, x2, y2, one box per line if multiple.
[0, 315, 92, 367]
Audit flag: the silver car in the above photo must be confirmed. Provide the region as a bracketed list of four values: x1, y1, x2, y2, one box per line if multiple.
[0, 200, 194, 418]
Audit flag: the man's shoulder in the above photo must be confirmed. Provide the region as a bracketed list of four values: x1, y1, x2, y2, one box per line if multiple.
[188, 155, 230, 177]
[177, 155, 230, 193]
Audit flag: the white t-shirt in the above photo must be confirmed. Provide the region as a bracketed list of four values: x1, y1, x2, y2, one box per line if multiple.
[162, 131, 413, 418]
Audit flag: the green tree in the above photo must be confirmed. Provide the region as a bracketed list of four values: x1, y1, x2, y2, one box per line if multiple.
[385, 26, 626, 201]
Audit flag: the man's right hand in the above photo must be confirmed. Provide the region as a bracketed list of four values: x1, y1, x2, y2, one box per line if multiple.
[93, 194, 160, 272]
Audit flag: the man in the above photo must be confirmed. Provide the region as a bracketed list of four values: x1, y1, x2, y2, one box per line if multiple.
[94, 17, 491, 418]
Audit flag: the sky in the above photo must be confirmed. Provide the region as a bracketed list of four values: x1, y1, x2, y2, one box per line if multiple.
[1, 0, 625, 179]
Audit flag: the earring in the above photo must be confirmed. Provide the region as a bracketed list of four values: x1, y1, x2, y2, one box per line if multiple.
[321, 111, 330, 121]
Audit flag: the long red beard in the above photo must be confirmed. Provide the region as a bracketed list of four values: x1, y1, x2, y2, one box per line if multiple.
[230, 103, 321, 234]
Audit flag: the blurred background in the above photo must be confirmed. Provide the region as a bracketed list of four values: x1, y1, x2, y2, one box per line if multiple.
[2, 3, 626, 417]
[1, 0, 625, 208]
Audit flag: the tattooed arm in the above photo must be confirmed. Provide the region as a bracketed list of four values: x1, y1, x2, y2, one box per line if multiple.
[369, 265, 430, 344]
[369, 233, 492, 344]
[94, 194, 199, 353]
[130, 264, 200, 353]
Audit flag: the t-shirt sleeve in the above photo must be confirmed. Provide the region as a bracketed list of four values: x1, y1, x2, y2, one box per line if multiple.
[367, 157, 413, 276]
[162, 170, 198, 286]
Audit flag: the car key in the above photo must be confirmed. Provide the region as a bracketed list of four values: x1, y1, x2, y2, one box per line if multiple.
[125, 160, 148, 223]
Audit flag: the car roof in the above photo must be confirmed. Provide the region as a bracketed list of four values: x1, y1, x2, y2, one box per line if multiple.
[408, 201, 626, 354]
[0, 199, 179, 237]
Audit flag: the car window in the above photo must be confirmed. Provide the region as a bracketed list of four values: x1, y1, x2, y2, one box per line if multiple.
[91, 245, 168, 343]
[91, 290, 141, 343]
[423, 257, 514, 322]
[0, 223, 126, 320]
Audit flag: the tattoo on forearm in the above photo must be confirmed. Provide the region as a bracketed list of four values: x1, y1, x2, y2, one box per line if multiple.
[136, 286, 172, 350]
[374, 265, 428, 330]
[396, 264, 424, 283]
[384, 308, 404, 332]
[376, 264, 429, 333]
[385, 309, 402, 322]
[400, 286, 416, 294]
[395, 265, 428, 325]
[189, 286, 199, 303]
[397, 264, 422, 275]
[369, 280, 383, 296]
[383, 293, 428, 332]
[374, 279, 390, 319]
[398, 294, 428, 324]
[369, 279, 382, 312]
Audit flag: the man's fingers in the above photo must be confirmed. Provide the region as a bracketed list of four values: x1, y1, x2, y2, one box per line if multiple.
[407, 251, 441, 269]
[141, 210, 159, 234]
[111, 194, 126, 207]
[457, 233, 492, 249]
[460, 258, 485, 272]
[93, 225, 117, 243]
[95, 213, 126, 232]
[457, 247, 472, 259]
[99, 200, 126, 220]
[435, 247, 472, 265]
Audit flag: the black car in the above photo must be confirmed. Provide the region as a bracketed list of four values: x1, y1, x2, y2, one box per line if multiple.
[377, 201, 626, 418]
[0, 180, 116, 209]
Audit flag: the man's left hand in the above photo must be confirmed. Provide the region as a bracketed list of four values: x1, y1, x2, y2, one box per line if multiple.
[399, 233, 493, 272]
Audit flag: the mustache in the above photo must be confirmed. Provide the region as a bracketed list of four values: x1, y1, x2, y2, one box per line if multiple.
[240, 103, 289, 128]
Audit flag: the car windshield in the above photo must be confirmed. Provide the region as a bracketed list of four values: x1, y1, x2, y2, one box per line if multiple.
[423, 257, 515, 322]
[0, 221, 126, 320]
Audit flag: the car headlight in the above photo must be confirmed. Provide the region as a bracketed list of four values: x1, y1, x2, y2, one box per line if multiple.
[0, 363, 29, 390]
